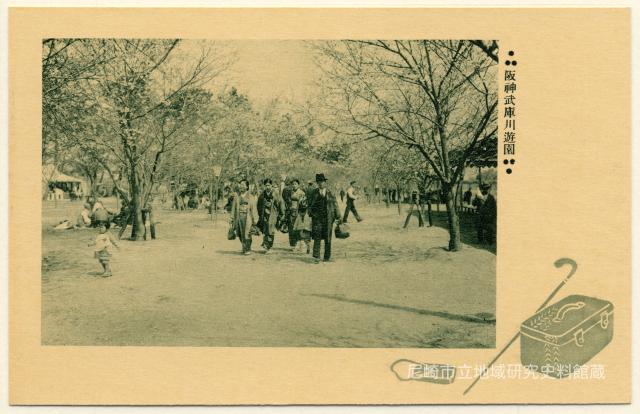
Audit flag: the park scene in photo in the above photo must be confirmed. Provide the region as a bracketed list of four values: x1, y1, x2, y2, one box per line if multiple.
[42, 39, 498, 347]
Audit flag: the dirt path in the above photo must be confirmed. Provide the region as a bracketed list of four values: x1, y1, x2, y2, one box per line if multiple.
[42, 203, 496, 347]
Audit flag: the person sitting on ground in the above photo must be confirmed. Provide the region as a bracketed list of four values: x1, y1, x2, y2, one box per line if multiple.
[76, 202, 92, 228]
[91, 198, 104, 213]
[53, 220, 74, 230]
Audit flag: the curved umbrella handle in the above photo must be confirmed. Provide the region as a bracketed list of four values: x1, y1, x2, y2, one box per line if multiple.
[554, 258, 578, 282]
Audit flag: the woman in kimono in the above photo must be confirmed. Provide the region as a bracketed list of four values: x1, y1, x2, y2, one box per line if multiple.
[257, 178, 285, 254]
[286, 179, 307, 250]
[230, 179, 259, 255]
[293, 191, 312, 254]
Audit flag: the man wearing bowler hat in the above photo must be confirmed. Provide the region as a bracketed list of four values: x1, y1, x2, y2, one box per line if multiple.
[308, 173, 341, 263]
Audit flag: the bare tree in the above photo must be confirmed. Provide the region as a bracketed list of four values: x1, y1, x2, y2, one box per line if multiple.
[43, 39, 230, 239]
[42, 39, 113, 195]
[313, 40, 497, 251]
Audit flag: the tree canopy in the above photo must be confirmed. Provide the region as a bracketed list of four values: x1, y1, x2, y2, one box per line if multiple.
[43, 39, 498, 249]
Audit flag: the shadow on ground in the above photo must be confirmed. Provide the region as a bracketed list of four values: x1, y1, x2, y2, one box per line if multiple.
[42, 205, 496, 347]
[428, 209, 496, 254]
[304, 293, 496, 324]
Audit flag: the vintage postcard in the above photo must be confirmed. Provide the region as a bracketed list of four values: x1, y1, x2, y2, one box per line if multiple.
[8, 7, 632, 405]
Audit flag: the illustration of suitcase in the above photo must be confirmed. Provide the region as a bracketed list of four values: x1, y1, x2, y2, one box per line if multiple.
[520, 294, 613, 378]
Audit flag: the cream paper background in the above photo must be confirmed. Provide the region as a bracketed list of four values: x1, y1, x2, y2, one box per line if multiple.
[9, 7, 631, 404]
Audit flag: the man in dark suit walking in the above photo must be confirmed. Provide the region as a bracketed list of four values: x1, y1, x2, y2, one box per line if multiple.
[308, 173, 341, 263]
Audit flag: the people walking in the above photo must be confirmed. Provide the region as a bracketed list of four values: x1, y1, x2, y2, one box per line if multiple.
[257, 178, 285, 254]
[342, 181, 363, 223]
[308, 173, 341, 263]
[305, 181, 316, 201]
[230, 179, 259, 255]
[279, 174, 288, 200]
[224, 185, 236, 213]
[293, 193, 312, 254]
[281, 177, 292, 208]
[285, 179, 306, 251]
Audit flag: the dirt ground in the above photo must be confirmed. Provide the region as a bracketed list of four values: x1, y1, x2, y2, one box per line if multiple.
[42, 199, 496, 348]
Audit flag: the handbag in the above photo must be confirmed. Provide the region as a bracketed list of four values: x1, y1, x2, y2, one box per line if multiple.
[227, 225, 236, 240]
[334, 223, 350, 239]
[277, 216, 289, 233]
[249, 224, 261, 236]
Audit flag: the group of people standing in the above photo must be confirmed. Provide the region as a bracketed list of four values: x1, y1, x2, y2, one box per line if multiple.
[463, 183, 496, 245]
[228, 173, 345, 263]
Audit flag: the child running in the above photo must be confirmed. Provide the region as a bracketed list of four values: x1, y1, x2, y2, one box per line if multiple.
[88, 224, 119, 277]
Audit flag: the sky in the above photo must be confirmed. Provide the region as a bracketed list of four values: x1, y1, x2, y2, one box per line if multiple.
[212, 40, 321, 105]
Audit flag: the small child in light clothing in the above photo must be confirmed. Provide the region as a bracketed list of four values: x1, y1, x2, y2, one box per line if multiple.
[89, 224, 119, 277]
[293, 197, 312, 254]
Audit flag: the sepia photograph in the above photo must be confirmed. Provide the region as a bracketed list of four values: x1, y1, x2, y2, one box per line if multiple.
[41, 38, 498, 348]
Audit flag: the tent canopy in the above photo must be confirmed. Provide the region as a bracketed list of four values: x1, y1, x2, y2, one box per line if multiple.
[43, 165, 82, 183]
[53, 172, 82, 183]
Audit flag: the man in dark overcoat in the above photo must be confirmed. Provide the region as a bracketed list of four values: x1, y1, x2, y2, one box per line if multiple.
[308, 173, 341, 263]
[476, 183, 496, 244]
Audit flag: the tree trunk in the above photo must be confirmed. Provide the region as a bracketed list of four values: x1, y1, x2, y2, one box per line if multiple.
[396, 185, 402, 215]
[403, 203, 414, 228]
[149, 208, 156, 239]
[129, 171, 144, 241]
[89, 171, 99, 198]
[444, 185, 462, 251]
[456, 181, 463, 213]
[142, 209, 149, 241]
[209, 180, 214, 219]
